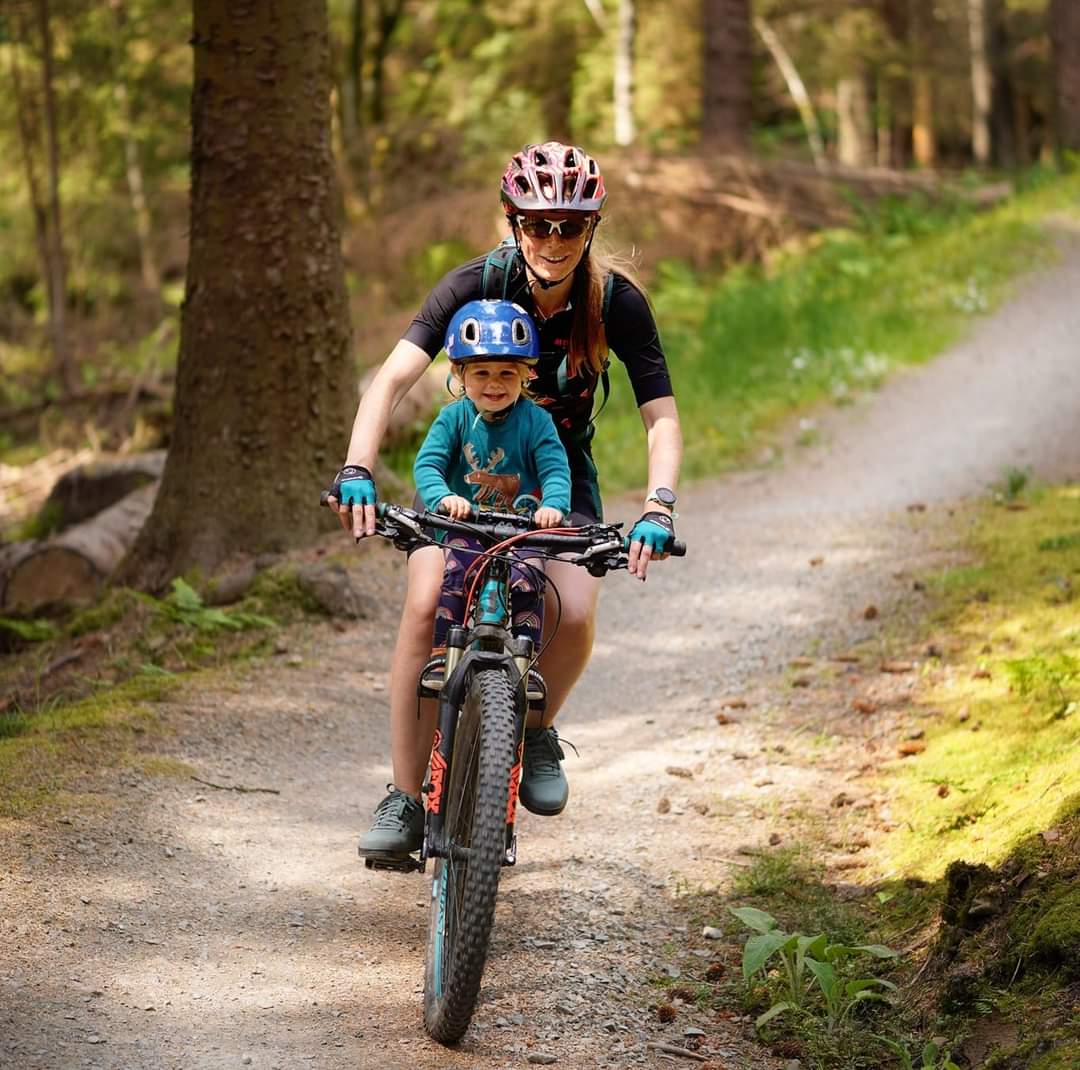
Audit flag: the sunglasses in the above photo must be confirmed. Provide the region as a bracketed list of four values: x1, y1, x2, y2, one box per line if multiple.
[515, 215, 594, 240]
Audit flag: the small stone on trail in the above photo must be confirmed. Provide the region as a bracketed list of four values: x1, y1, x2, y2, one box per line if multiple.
[164, 847, 175, 858]
[789, 657, 814, 668]
[907, 728, 925, 741]
[791, 676, 812, 688]
[719, 697, 748, 709]
[286, 654, 303, 667]
[714, 711, 736, 725]
[972, 668, 992, 680]
[666, 766, 693, 779]
[242, 1056, 253, 1066]
[80, 896, 91, 905]
[958, 706, 970, 722]
[851, 699, 876, 715]
[897, 740, 926, 757]
[831, 792, 853, 808]
[937, 784, 950, 798]
[86, 1035, 104, 1044]
[768, 832, 782, 846]
[657, 797, 671, 814]
[527, 1054, 557, 1066]
[731, 751, 750, 761]
[702, 926, 724, 940]
[683, 1027, 706, 1037]
[863, 604, 879, 620]
[906, 502, 927, 513]
[809, 556, 824, 566]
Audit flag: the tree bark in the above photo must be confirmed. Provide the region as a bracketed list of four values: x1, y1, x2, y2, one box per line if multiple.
[702, 0, 753, 154]
[118, 0, 354, 591]
[910, 0, 936, 168]
[1049, 0, 1080, 155]
[969, 0, 993, 166]
[613, 0, 636, 147]
[837, 75, 874, 168]
[35, 0, 78, 397]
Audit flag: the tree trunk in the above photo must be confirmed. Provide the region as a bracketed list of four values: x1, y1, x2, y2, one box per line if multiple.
[754, 16, 826, 170]
[8, 35, 53, 341]
[35, 0, 78, 397]
[876, 76, 895, 168]
[613, 0, 636, 147]
[837, 74, 874, 168]
[1049, 0, 1080, 155]
[910, 0, 936, 168]
[969, 0, 993, 166]
[118, 0, 354, 591]
[702, 0, 753, 153]
[114, 81, 162, 300]
[1, 483, 158, 613]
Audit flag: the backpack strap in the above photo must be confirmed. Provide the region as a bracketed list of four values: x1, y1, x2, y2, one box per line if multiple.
[481, 236, 520, 299]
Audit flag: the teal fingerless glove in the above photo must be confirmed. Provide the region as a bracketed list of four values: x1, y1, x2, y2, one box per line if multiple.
[627, 510, 675, 554]
[331, 465, 377, 507]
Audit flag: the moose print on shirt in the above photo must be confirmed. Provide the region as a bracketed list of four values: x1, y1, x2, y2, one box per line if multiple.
[463, 443, 521, 510]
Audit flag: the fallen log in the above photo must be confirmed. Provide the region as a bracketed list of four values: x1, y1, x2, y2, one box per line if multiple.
[0, 481, 158, 613]
[40, 450, 165, 532]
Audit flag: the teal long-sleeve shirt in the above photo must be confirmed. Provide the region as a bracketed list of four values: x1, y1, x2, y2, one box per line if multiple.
[414, 397, 572, 517]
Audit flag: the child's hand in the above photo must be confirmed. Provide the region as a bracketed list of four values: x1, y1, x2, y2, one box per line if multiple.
[532, 506, 564, 529]
[438, 495, 473, 520]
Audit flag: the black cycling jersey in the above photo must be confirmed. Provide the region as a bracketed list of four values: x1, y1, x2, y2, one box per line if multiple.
[403, 254, 674, 448]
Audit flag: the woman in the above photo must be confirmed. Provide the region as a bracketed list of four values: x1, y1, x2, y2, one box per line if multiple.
[329, 142, 683, 859]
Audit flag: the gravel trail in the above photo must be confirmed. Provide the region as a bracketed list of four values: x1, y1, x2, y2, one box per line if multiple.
[2, 226, 1079, 1070]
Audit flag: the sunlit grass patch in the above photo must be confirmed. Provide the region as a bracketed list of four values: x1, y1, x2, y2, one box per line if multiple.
[880, 484, 1080, 879]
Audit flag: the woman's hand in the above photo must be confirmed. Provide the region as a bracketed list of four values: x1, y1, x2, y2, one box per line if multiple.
[438, 495, 473, 520]
[326, 465, 378, 538]
[627, 511, 675, 581]
[532, 506, 565, 529]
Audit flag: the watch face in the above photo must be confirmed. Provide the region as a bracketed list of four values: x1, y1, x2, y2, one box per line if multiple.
[652, 487, 677, 507]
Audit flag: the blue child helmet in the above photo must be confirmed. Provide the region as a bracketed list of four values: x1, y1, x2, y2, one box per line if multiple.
[445, 299, 539, 365]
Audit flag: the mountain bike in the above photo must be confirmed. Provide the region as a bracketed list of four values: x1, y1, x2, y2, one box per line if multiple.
[339, 500, 685, 1045]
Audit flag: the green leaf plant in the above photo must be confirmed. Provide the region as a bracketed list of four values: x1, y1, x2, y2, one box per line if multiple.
[728, 906, 899, 1033]
[873, 1035, 962, 1070]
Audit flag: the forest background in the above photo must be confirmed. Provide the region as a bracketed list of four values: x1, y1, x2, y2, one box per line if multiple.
[1, 0, 1079, 587]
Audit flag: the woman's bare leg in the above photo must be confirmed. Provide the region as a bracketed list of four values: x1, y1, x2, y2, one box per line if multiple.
[534, 560, 601, 727]
[388, 545, 444, 796]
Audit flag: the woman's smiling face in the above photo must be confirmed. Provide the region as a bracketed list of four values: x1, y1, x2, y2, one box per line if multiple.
[516, 213, 594, 286]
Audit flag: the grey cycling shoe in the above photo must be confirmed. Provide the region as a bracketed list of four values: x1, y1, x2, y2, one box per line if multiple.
[358, 785, 425, 858]
[519, 727, 569, 816]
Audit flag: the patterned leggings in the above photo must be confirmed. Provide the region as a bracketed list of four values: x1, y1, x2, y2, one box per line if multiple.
[432, 535, 546, 651]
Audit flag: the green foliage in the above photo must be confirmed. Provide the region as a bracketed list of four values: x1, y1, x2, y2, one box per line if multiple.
[1003, 652, 1079, 719]
[874, 1036, 961, 1070]
[728, 906, 899, 1033]
[994, 464, 1033, 502]
[0, 616, 60, 644]
[147, 578, 274, 633]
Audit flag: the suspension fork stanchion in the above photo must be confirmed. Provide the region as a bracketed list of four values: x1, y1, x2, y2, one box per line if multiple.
[423, 625, 469, 860]
[503, 635, 533, 867]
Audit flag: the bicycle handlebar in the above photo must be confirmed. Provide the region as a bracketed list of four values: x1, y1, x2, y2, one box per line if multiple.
[320, 494, 686, 564]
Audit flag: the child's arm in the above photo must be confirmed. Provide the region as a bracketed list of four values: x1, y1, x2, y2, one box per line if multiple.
[413, 407, 459, 513]
[529, 408, 573, 528]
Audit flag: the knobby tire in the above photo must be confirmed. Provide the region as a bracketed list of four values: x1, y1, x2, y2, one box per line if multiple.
[423, 668, 517, 1045]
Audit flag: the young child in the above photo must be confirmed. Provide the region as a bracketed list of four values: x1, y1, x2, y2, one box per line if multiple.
[413, 298, 572, 653]
[357, 299, 571, 860]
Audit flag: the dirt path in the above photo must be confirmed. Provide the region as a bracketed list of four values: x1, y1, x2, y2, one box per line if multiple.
[3, 227, 1080, 1070]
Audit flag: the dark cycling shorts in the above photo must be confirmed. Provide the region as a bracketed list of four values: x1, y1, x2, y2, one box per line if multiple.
[432, 536, 546, 651]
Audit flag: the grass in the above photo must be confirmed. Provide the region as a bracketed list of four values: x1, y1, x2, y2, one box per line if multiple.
[590, 168, 1080, 494]
[879, 483, 1080, 879]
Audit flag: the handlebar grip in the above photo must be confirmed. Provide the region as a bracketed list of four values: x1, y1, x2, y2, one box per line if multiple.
[669, 539, 687, 557]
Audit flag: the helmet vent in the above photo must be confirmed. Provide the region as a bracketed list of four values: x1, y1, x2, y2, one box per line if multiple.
[459, 317, 481, 346]
[511, 318, 530, 346]
[582, 177, 598, 199]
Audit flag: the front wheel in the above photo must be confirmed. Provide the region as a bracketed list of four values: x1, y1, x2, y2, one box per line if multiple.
[423, 668, 517, 1045]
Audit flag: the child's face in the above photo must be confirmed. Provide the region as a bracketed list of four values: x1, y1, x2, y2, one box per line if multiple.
[458, 361, 527, 415]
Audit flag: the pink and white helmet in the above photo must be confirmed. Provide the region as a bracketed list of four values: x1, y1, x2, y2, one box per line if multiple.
[500, 142, 608, 216]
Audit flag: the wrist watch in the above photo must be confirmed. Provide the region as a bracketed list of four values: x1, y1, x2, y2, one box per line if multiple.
[646, 487, 677, 509]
